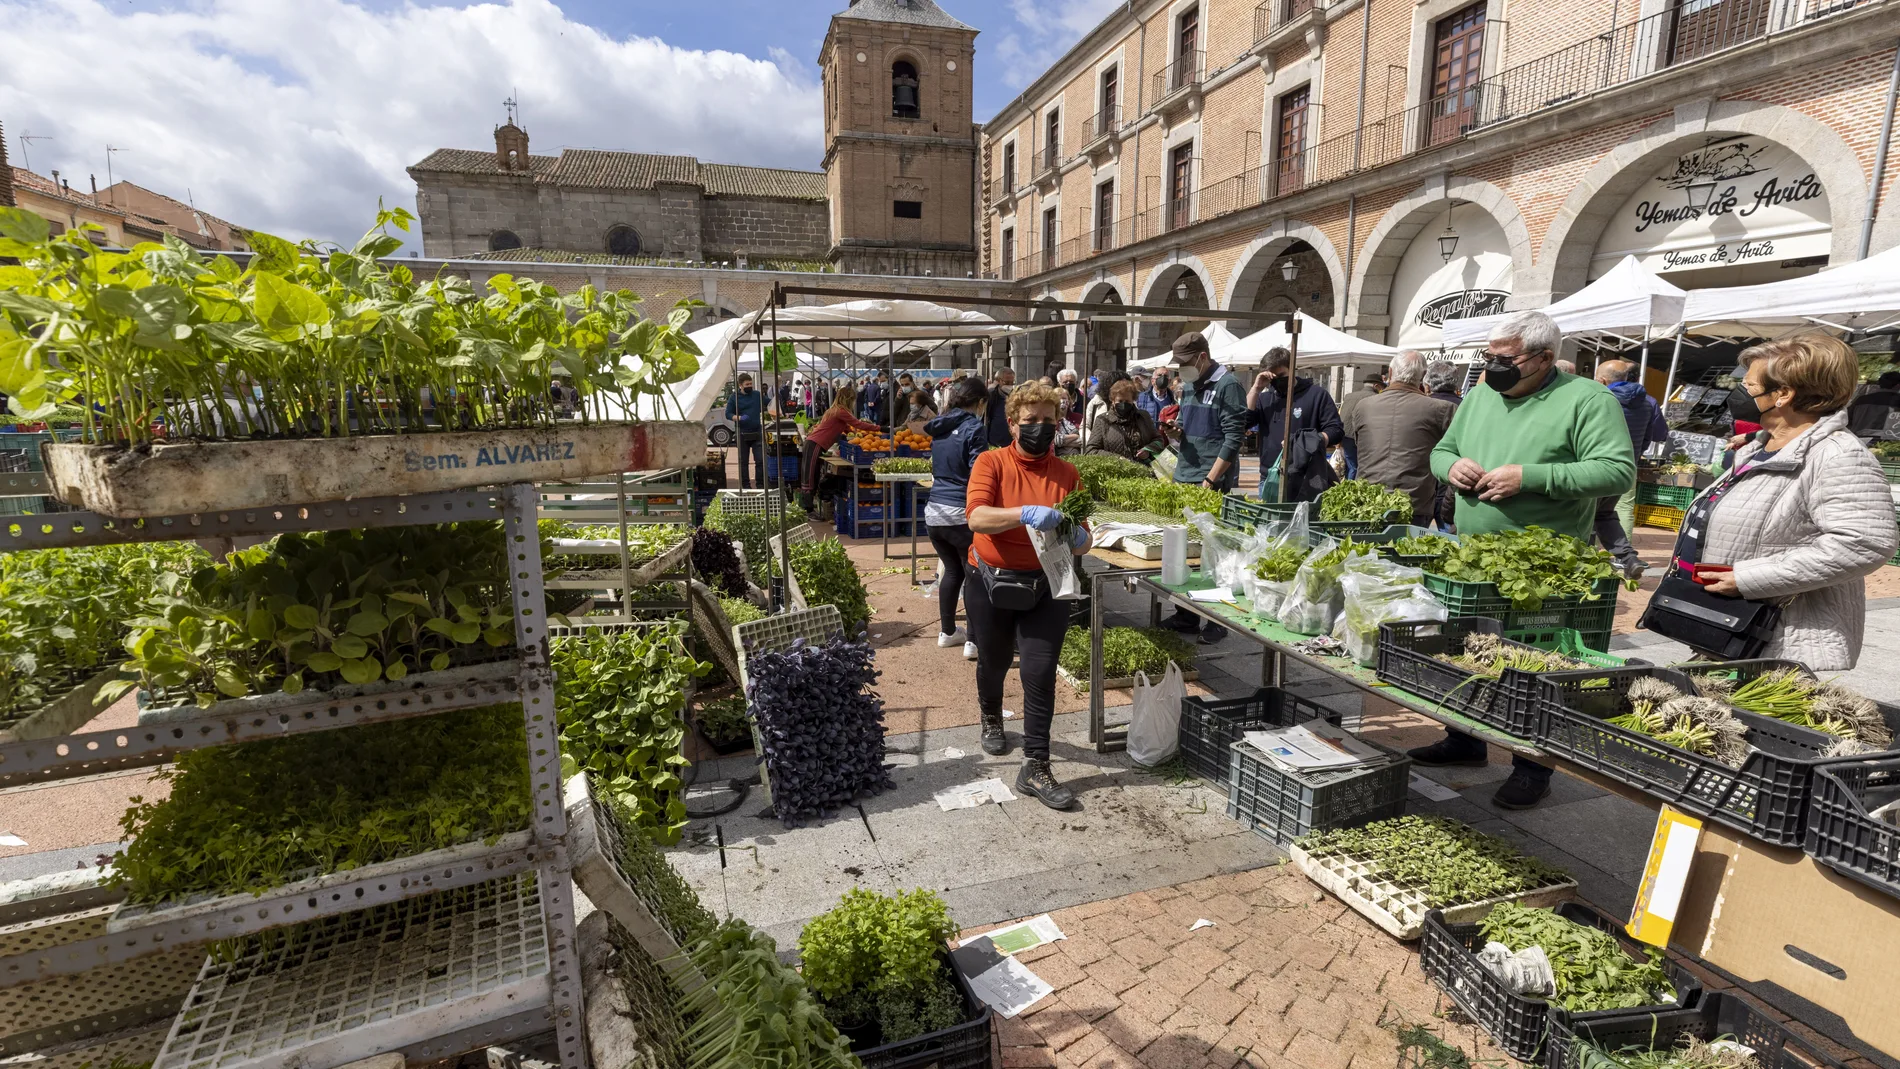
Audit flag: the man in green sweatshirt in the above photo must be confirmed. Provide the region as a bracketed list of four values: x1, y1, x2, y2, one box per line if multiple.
[1413, 310, 1636, 809]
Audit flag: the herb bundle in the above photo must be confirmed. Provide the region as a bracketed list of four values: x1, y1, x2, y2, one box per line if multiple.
[746, 633, 892, 827]
[1477, 903, 1677, 1012]
[1427, 527, 1623, 609]
[1056, 488, 1094, 542]
[1693, 668, 1891, 753]
[552, 622, 709, 844]
[798, 888, 965, 1047]
[1317, 479, 1413, 523]
[1058, 625, 1198, 679]
[1606, 677, 1749, 766]
[1252, 542, 1311, 582]
[1445, 632, 1588, 678]
[1297, 816, 1570, 908]
[870, 458, 932, 474]
[110, 703, 531, 902]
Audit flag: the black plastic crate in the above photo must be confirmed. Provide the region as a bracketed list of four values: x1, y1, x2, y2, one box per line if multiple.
[1226, 736, 1409, 844]
[1179, 686, 1344, 785]
[1805, 753, 1900, 903]
[1377, 618, 1631, 738]
[856, 952, 993, 1069]
[1537, 665, 1840, 847]
[1548, 991, 1841, 1069]
[1418, 902, 1700, 1064]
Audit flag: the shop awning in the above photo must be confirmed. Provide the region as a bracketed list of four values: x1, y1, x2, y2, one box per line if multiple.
[1440, 256, 1687, 349]
[1680, 243, 1900, 336]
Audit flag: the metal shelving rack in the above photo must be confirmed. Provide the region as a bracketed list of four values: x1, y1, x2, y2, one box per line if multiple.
[0, 481, 590, 1069]
[538, 470, 695, 623]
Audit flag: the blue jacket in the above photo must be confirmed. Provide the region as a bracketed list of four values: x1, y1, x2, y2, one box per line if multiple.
[1249, 377, 1344, 471]
[1174, 365, 1250, 485]
[926, 408, 988, 511]
[1609, 381, 1669, 458]
[1137, 384, 1175, 422]
[724, 387, 763, 433]
[860, 381, 885, 420]
[986, 386, 1014, 447]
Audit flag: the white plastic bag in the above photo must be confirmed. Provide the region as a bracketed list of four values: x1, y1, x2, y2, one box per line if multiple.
[1474, 942, 1556, 998]
[1128, 661, 1186, 767]
[1278, 534, 1342, 635]
[1026, 526, 1084, 600]
[1331, 555, 1447, 666]
[1241, 503, 1312, 621]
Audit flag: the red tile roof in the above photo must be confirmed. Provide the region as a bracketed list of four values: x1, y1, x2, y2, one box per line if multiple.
[408, 147, 825, 201]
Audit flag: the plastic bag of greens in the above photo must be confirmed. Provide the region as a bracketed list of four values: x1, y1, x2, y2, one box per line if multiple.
[1277, 534, 1340, 634]
[1243, 506, 1312, 620]
[1331, 555, 1446, 666]
[1183, 508, 1249, 594]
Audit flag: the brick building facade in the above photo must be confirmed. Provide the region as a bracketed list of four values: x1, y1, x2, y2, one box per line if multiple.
[977, 0, 1900, 381]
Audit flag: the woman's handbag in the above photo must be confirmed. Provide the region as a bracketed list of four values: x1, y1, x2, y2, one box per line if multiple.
[1637, 460, 1782, 659]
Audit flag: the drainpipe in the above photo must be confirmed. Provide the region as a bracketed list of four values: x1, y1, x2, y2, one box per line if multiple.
[1344, 194, 1357, 330]
[1353, 0, 1372, 171]
[1857, 42, 1900, 260]
[1132, 7, 1149, 358]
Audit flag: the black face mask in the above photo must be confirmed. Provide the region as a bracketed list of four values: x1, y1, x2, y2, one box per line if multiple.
[1484, 358, 1524, 393]
[1016, 422, 1057, 456]
[1728, 386, 1764, 423]
[1114, 401, 1138, 420]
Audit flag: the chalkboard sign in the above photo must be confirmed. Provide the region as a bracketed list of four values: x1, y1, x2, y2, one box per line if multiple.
[1668, 429, 1723, 465]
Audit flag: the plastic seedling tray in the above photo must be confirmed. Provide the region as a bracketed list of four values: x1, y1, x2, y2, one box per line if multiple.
[45, 422, 705, 518]
[1056, 664, 1200, 694]
[0, 664, 128, 744]
[1287, 843, 1577, 941]
[852, 948, 993, 1069]
[1419, 901, 1700, 1063]
[135, 657, 520, 728]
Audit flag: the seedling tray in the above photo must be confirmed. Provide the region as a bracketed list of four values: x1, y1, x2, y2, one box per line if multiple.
[1179, 686, 1343, 785]
[1375, 617, 1622, 739]
[1537, 664, 1848, 847]
[135, 658, 520, 728]
[1056, 664, 1200, 693]
[1418, 901, 1699, 1063]
[853, 948, 993, 1069]
[1227, 738, 1410, 845]
[0, 664, 128, 744]
[1548, 991, 1841, 1069]
[1287, 842, 1576, 941]
[45, 421, 704, 518]
[1421, 572, 1619, 651]
[1805, 753, 1900, 902]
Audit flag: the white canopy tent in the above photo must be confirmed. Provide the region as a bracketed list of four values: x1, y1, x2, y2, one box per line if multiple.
[1440, 256, 1687, 349]
[1126, 321, 1244, 370]
[1680, 243, 1900, 336]
[1214, 312, 1400, 369]
[735, 352, 831, 375]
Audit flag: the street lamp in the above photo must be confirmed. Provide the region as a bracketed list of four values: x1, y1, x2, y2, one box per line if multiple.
[1438, 224, 1460, 263]
[1685, 181, 1718, 213]
[1278, 257, 1299, 282]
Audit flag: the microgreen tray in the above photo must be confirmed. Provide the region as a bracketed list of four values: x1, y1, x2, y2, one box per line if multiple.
[1287, 842, 1577, 941]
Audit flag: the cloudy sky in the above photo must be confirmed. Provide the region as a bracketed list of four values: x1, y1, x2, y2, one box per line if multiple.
[0, 0, 1117, 252]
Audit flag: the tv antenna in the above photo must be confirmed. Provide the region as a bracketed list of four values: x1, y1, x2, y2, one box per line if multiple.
[19, 131, 53, 171]
[105, 145, 127, 204]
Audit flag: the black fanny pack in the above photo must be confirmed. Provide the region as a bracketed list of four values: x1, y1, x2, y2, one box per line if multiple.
[979, 559, 1046, 611]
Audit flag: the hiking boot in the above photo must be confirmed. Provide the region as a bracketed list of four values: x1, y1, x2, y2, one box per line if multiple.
[1163, 609, 1202, 633]
[1406, 738, 1489, 767]
[1016, 759, 1076, 809]
[1493, 766, 1553, 810]
[980, 712, 1008, 756]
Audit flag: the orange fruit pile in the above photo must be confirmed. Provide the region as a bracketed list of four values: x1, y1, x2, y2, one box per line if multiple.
[894, 430, 932, 450]
[846, 430, 894, 451]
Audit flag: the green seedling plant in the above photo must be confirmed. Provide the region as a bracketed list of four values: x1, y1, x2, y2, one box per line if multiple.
[1297, 816, 1570, 908]
[1477, 902, 1676, 1012]
[870, 458, 931, 474]
[1318, 479, 1413, 523]
[0, 205, 703, 440]
[1058, 625, 1198, 679]
[678, 919, 860, 1069]
[1426, 527, 1626, 609]
[785, 539, 871, 635]
[798, 888, 963, 1046]
[1252, 542, 1311, 582]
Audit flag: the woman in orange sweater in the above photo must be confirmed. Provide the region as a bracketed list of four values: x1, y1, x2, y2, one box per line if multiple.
[800, 384, 881, 510]
[966, 381, 1092, 809]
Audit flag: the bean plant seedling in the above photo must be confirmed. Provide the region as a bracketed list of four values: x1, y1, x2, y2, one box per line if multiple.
[1478, 903, 1677, 1013]
[0, 205, 703, 441]
[1297, 815, 1570, 908]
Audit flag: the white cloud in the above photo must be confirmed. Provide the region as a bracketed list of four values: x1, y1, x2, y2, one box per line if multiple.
[988, 0, 1121, 105]
[0, 0, 824, 251]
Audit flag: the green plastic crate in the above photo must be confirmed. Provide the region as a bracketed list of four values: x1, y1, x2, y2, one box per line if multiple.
[1219, 495, 1406, 536]
[1420, 572, 1620, 652]
[1637, 482, 1697, 509]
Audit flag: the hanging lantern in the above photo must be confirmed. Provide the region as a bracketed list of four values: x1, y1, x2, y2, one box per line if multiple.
[1438, 224, 1460, 263]
[1278, 258, 1299, 282]
[1685, 180, 1718, 213]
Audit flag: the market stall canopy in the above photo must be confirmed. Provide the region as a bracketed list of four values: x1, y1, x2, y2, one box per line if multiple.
[735, 352, 831, 374]
[1680, 243, 1900, 336]
[1126, 321, 1244, 370]
[1217, 312, 1399, 369]
[624, 316, 751, 423]
[1439, 256, 1687, 349]
[752, 298, 1014, 357]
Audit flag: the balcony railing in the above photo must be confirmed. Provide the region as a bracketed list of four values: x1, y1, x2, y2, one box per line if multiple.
[1086, 105, 1122, 143]
[998, 0, 1855, 281]
[1152, 51, 1206, 108]
[1031, 148, 1060, 178]
[1255, 0, 1321, 45]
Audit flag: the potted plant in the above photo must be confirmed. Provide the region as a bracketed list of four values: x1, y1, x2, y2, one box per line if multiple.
[798, 889, 990, 1069]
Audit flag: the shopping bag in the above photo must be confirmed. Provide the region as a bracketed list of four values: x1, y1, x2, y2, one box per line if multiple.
[1026, 526, 1085, 600]
[1128, 661, 1186, 767]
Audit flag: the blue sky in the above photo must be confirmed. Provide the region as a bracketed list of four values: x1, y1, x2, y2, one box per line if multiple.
[0, 0, 1114, 247]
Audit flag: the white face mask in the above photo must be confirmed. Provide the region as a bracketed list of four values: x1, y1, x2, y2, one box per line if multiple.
[1174, 363, 1201, 386]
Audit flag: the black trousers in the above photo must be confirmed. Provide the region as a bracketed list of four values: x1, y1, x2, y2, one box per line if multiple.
[927, 523, 974, 637]
[1594, 496, 1640, 567]
[964, 563, 1067, 761]
[735, 432, 765, 489]
[1442, 729, 1552, 783]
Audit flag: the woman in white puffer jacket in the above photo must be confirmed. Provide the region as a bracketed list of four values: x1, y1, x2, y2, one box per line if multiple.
[1675, 333, 1898, 670]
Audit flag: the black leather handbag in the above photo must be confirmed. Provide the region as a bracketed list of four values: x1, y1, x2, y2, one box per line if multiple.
[1637, 461, 1781, 659]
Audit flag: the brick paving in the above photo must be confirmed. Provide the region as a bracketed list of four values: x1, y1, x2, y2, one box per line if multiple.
[960, 863, 1885, 1069]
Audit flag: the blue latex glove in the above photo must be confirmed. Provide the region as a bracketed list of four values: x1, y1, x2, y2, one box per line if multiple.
[1019, 504, 1062, 531]
[1068, 523, 1091, 550]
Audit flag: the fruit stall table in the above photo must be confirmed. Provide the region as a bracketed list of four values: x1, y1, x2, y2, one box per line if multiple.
[872, 471, 932, 581]
[1077, 559, 1900, 1063]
